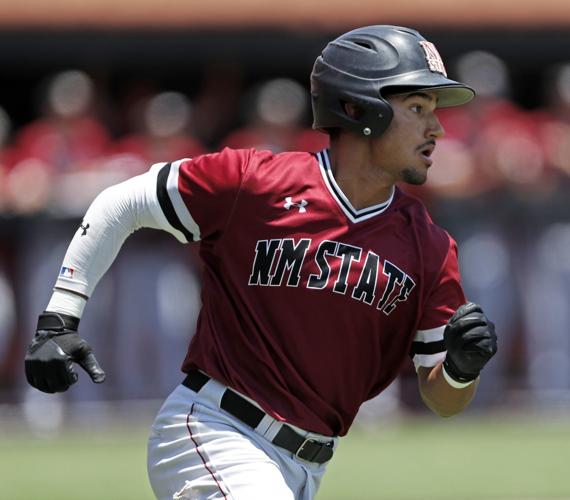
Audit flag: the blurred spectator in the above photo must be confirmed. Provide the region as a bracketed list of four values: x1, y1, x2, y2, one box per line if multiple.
[447, 49, 515, 136]
[6, 70, 112, 214]
[221, 78, 328, 152]
[113, 91, 207, 170]
[427, 51, 521, 199]
[477, 109, 551, 196]
[538, 63, 570, 180]
[542, 63, 570, 122]
[14, 70, 110, 172]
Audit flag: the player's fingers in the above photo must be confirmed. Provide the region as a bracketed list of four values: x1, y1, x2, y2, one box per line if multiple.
[78, 352, 106, 384]
[452, 312, 489, 331]
[27, 374, 50, 393]
[460, 327, 498, 355]
[70, 339, 106, 384]
[451, 302, 483, 322]
[24, 361, 38, 387]
[25, 358, 72, 393]
[46, 360, 77, 392]
[44, 377, 63, 394]
[459, 324, 495, 340]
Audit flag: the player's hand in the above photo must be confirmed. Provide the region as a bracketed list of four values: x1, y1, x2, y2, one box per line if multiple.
[25, 312, 106, 393]
[443, 302, 497, 383]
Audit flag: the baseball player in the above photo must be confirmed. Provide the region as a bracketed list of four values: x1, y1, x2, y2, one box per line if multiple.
[24, 25, 497, 499]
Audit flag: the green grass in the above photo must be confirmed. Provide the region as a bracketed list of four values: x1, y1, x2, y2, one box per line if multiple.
[318, 417, 570, 499]
[0, 429, 152, 500]
[1, 416, 569, 499]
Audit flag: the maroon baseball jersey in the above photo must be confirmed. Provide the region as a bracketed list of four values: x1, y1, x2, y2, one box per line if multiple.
[149, 147, 465, 436]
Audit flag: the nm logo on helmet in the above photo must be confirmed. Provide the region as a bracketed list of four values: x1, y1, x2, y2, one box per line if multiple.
[419, 41, 447, 77]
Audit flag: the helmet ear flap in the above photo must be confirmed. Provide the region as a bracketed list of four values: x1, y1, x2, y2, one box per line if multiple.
[365, 96, 394, 136]
[339, 93, 394, 137]
[312, 87, 394, 138]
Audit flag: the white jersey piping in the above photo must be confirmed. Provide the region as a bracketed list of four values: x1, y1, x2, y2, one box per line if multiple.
[316, 149, 395, 223]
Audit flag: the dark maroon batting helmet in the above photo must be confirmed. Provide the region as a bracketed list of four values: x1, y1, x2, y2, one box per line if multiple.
[311, 25, 475, 137]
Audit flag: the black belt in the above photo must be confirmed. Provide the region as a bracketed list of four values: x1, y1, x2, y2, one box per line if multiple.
[182, 370, 334, 464]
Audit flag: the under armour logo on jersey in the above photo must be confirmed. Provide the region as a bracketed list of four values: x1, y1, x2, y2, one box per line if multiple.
[80, 222, 90, 236]
[284, 197, 308, 213]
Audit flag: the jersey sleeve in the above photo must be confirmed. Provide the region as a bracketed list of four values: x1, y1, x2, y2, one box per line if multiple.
[149, 148, 251, 243]
[410, 235, 466, 370]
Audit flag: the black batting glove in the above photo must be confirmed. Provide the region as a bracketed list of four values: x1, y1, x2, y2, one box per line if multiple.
[25, 312, 106, 393]
[443, 302, 498, 383]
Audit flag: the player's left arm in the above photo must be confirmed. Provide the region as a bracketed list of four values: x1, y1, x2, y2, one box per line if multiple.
[417, 302, 497, 417]
[412, 230, 497, 416]
[417, 365, 477, 417]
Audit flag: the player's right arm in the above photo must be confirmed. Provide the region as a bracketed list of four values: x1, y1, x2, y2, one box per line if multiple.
[25, 150, 251, 393]
[25, 162, 191, 393]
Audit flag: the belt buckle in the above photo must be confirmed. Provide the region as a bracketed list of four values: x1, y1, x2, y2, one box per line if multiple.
[295, 437, 318, 460]
[295, 437, 334, 463]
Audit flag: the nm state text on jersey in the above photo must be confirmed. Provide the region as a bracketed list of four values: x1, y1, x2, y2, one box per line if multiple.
[248, 238, 416, 315]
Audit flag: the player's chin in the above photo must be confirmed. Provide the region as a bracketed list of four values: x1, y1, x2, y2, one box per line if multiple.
[400, 166, 428, 185]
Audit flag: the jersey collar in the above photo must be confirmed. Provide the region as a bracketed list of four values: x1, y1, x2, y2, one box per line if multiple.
[316, 149, 395, 223]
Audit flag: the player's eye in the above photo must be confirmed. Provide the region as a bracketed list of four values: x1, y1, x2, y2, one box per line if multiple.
[410, 104, 423, 114]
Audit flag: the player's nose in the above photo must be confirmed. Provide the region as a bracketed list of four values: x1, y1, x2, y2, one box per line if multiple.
[427, 113, 445, 140]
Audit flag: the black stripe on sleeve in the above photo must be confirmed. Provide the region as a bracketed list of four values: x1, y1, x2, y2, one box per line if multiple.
[156, 162, 194, 242]
[410, 340, 446, 355]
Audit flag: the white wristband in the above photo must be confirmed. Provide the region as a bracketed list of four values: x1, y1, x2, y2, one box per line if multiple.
[442, 364, 478, 389]
[46, 288, 87, 318]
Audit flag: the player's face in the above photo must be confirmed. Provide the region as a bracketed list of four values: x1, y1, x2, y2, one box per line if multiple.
[372, 91, 444, 185]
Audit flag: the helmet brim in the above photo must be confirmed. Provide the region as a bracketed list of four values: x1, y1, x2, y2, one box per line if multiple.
[427, 85, 475, 108]
[384, 80, 475, 108]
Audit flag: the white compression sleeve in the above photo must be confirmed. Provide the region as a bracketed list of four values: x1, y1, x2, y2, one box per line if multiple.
[46, 169, 179, 319]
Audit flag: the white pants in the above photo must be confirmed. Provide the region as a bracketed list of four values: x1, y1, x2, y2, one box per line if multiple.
[147, 378, 337, 500]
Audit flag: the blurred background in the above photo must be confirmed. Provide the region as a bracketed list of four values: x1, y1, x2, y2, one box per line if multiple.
[1, 1, 570, 499]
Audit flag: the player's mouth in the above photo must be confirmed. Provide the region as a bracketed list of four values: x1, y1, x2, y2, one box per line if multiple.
[417, 141, 436, 167]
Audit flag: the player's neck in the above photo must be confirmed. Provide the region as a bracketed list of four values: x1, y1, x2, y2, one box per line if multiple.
[328, 137, 395, 210]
